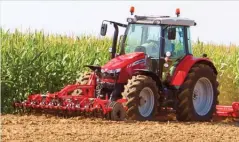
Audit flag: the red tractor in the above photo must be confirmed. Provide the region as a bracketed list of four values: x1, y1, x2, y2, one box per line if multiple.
[13, 7, 239, 121]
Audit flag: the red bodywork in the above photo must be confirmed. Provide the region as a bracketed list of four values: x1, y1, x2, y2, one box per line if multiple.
[101, 52, 147, 83]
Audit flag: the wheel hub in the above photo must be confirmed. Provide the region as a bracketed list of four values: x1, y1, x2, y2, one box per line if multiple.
[193, 93, 199, 100]
[139, 96, 147, 106]
[138, 87, 155, 117]
[193, 77, 214, 116]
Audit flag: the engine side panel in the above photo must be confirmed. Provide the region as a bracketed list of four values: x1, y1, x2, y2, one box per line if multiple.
[118, 57, 147, 83]
[102, 52, 145, 70]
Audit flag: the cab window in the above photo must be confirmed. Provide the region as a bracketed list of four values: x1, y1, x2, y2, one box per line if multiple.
[164, 26, 186, 59]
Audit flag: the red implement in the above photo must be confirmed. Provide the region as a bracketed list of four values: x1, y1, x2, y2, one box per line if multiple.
[13, 80, 127, 121]
[215, 102, 239, 118]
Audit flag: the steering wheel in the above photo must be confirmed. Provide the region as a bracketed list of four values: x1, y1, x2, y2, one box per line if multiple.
[145, 40, 160, 55]
[134, 46, 146, 53]
[145, 40, 160, 47]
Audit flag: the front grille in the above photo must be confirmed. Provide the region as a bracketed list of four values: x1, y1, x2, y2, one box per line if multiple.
[101, 72, 120, 80]
[98, 82, 115, 90]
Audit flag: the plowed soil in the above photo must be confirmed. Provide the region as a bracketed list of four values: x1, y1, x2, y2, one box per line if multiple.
[1, 114, 239, 142]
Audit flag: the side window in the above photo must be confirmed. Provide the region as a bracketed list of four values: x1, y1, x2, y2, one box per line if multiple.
[164, 26, 186, 59]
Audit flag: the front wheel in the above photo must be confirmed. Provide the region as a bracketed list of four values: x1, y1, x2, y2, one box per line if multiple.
[176, 64, 219, 121]
[72, 72, 91, 96]
[122, 75, 159, 120]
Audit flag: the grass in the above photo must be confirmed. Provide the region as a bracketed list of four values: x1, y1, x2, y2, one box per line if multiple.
[1, 28, 238, 113]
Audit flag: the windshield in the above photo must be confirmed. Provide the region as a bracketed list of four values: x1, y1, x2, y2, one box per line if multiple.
[124, 24, 161, 58]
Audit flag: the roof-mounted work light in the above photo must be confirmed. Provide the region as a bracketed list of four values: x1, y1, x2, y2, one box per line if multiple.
[176, 8, 180, 17]
[130, 6, 135, 15]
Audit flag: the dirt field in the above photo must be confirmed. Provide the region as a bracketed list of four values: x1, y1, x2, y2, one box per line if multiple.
[1, 114, 239, 142]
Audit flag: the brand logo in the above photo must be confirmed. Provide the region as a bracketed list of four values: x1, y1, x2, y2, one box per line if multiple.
[127, 59, 146, 68]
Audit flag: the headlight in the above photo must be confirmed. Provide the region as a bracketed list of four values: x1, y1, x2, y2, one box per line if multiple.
[101, 68, 121, 74]
[127, 17, 136, 23]
[107, 68, 121, 74]
[101, 68, 121, 79]
[127, 18, 134, 23]
[153, 20, 161, 24]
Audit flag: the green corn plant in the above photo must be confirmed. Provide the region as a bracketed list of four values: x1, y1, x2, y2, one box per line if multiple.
[1, 28, 238, 113]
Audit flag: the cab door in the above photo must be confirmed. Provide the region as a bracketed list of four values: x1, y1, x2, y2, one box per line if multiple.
[162, 26, 188, 83]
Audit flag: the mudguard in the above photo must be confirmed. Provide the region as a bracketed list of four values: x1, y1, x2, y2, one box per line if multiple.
[134, 69, 163, 89]
[170, 55, 217, 86]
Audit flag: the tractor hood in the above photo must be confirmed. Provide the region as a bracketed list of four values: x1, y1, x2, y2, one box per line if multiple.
[101, 52, 145, 72]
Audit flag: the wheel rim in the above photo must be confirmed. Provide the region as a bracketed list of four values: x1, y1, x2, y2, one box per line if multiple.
[138, 87, 155, 117]
[193, 77, 214, 116]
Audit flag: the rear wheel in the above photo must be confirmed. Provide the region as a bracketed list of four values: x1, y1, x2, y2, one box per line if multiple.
[176, 64, 219, 121]
[122, 75, 159, 120]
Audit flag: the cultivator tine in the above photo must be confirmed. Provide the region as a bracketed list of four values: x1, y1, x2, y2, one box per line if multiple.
[92, 109, 97, 117]
[13, 103, 24, 114]
[94, 109, 104, 118]
[13, 102, 21, 114]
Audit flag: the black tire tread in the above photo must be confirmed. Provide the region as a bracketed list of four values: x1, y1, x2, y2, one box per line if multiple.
[122, 75, 159, 120]
[76, 72, 91, 85]
[176, 63, 220, 121]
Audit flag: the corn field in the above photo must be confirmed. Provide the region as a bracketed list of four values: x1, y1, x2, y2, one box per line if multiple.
[1, 28, 239, 113]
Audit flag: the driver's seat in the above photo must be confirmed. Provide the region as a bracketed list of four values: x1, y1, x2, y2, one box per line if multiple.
[134, 46, 147, 54]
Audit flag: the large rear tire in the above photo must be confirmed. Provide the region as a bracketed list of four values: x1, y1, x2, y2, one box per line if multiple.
[176, 64, 219, 121]
[122, 75, 159, 121]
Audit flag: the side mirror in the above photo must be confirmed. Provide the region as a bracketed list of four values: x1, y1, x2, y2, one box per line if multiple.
[168, 27, 176, 40]
[100, 23, 108, 36]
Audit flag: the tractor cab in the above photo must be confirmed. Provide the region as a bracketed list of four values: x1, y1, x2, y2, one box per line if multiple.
[100, 7, 197, 84]
[124, 12, 196, 81]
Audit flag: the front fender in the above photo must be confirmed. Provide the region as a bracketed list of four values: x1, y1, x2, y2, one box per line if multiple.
[170, 55, 217, 86]
[134, 69, 163, 89]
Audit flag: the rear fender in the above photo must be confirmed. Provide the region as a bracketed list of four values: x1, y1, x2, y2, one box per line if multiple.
[170, 55, 218, 86]
[134, 69, 163, 90]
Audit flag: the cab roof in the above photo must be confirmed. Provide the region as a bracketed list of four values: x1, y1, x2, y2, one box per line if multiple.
[127, 15, 197, 26]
